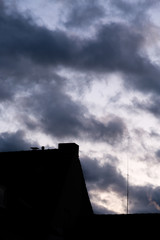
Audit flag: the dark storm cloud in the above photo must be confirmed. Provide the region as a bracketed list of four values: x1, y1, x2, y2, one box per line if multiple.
[81, 156, 126, 195]
[0, 10, 75, 66]
[78, 24, 160, 94]
[1, 1, 160, 97]
[0, 130, 37, 152]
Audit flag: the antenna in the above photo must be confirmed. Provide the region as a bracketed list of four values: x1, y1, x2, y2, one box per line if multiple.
[127, 157, 129, 214]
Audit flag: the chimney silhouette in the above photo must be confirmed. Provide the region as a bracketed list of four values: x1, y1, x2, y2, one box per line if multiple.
[58, 143, 79, 158]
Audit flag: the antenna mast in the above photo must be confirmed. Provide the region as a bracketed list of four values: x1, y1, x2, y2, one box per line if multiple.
[127, 157, 129, 214]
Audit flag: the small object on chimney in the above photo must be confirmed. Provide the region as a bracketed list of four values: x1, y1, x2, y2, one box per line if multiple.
[30, 147, 39, 150]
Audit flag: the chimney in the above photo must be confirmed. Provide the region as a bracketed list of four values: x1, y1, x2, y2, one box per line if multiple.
[58, 143, 79, 159]
[41, 146, 45, 151]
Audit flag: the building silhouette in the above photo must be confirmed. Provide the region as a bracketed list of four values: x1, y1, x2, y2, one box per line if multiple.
[0, 143, 93, 239]
[0, 143, 159, 239]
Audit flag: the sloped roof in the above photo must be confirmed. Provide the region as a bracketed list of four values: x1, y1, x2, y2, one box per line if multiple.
[0, 143, 93, 238]
[0, 144, 80, 210]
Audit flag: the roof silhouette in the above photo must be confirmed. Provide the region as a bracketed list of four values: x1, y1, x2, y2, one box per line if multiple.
[0, 143, 93, 239]
[0, 143, 159, 239]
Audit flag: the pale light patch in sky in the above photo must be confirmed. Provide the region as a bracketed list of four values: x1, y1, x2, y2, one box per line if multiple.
[80, 74, 122, 118]
[0, 104, 19, 133]
[26, 131, 56, 149]
[90, 190, 126, 214]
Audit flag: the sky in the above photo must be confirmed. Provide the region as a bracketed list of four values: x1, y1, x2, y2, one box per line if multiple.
[1, 0, 160, 214]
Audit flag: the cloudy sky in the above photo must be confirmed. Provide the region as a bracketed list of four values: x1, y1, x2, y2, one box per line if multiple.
[1, 0, 160, 214]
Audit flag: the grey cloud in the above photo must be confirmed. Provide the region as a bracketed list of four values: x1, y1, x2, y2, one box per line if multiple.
[148, 187, 160, 211]
[77, 23, 144, 72]
[112, 0, 137, 13]
[128, 186, 151, 213]
[0, 7, 128, 144]
[0, 81, 14, 101]
[1, 2, 160, 98]
[0, 12, 75, 66]
[65, 1, 105, 28]
[0, 0, 5, 11]
[19, 81, 126, 144]
[81, 156, 126, 195]
[150, 130, 160, 139]
[111, 0, 159, 20]
[155, 150, 160, 159]
[133, 96, 160, 117]
[0, 6, 150, 70]
[1, 0, 160, 149]
[78, 24, 160, 94]
[144, 97, 160, 117]
[87, 117, 126, 145]
[0, 130, 38, 152]
[129, 185, 160, 214]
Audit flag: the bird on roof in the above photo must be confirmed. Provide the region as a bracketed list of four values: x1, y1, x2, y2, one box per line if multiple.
[30, 147, 39, 150]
